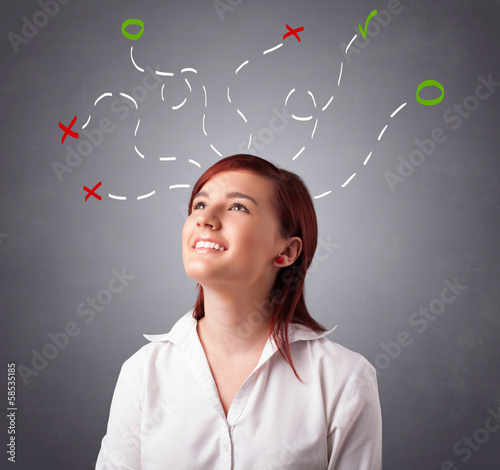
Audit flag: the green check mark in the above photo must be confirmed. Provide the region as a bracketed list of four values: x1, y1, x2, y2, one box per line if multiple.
[359, 10, 378, 38]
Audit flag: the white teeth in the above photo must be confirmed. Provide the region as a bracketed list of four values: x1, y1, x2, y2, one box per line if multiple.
[195, 241, 226, 251]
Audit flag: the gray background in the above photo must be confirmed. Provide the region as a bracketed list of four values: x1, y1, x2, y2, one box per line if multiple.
[1, 0, 500, 468]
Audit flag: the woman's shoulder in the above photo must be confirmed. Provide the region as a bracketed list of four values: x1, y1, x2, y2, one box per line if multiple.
[305, 333, 377, 385]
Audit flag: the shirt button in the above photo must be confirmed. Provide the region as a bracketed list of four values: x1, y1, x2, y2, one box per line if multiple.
[223, 443, 229, 453]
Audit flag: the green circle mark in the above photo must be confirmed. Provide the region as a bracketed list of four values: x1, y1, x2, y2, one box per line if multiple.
[416, 80, 444, 106]
[122, 19, 144, 40]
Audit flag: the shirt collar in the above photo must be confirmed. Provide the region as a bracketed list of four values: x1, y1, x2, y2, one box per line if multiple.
[143, 309, 337, 345]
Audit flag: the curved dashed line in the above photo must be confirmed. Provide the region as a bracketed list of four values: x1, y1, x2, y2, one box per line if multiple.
[185, 78, 192, 92]
[313, 191, 332, 199]
[82, 114, 91, 129]
[308, 91, 317, 108]
[322, 96, 334, 111]
[159, 156, 176, 161]
[137, 190, 155, 200]
[285, 89, 295, 106]
[202, 85, 207, 107]
[169, 184, 191, 189]
[109, 194, 127, 200]
[188, 159, 201, 168]
[363, 151, 373, 165]
[172, 97, 187, 110]
[236, 109, 247, 123]
[210, 143, 222, 156]
[134, 118, 140, 137]
[341, 173, 356, 187]
[292, 146, 306, 161]
[130, 46, 144, 72]
[161, 84, 165, 101]
[263, 43, 283, 55]
[134, 145, 145, 159]
[181, 68, 197, 74]
[227, 87, 231, 104]
[235, 60, 249, 75]
[94, 92, 112, 106]
[377, 124, 388, 141]
[337, 62, 343, 87]
[345, 35, 357, 53]
[155, 70, 174, 76]
[391, 102, 407, 117]
[119, 92, 138, 109]
[292, 114, 313, 121]
[202, 114, 207, 136]
[311, 118, 318, 139]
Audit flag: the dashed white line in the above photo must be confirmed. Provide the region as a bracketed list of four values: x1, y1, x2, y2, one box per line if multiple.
[292, 146, 306, 161]
[159, 157, 176, 161]
[210, 143, 222, 156]
[137, 190, 155, 200]
[134, 145, 145, 159]
[308, 90, 317, 108]
[292, 114, 313, 121]
[185, 78, 192, 92]
[285, 89, 295, 106]
[338, 62, 343, 87]
[155, 70, 174, 76]
[346, 34, 357, 53]
[235, 60, 249, 75]
[377, 124, 388, 141]
[188, 159, 201, 167]
[134, 118, 140, 137]
[169, 184, 191, 189]
[391, 102, 407, 117]
[82, 114, 91, 129]
[363, 151, 373, 165]
[311, 118, 318, 139]
[202, 85, 207, 107]
[94, 93, 112, 106]
[172, 97, 187, 110]
[263, 43, 283, 55]
[119, 92, 138, 109]
[237, 109, 247, 123]
[130, 46, 144, 72]
[341, 173, 356, 187]
[227, 87, 231, 104]
[161, 84, 165, 101]
[109, 194, 127, 200]
[322, 96, 334, 111]
[181, 68, 197, 74]
[314, 191, 332, 199]
[202, 114, 207, 136]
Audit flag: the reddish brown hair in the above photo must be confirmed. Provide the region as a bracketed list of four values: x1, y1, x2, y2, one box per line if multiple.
[187, 154, 327, 383]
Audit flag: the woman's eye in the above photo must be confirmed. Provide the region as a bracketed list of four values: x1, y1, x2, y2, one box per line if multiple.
[192, 201, 249, 212]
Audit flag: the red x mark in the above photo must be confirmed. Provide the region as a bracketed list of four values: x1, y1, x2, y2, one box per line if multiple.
[59, 115, 79, 144]
[283, 24, 304, 42]
[83, 181, 102, 201]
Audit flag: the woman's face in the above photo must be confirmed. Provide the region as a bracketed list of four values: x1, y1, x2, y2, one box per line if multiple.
[182, 170, 293, 290]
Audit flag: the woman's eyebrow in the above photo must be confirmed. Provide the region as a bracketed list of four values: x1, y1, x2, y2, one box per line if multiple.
[193, 190, 260, 207]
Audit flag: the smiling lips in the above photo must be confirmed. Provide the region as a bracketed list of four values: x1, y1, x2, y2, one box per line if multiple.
[193, 240, 227, 252]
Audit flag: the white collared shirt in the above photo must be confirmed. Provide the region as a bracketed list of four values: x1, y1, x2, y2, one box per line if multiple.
[95, 310, 382, 469]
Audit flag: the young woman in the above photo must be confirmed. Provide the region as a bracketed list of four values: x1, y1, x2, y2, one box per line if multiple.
[95, 154, 382, 469]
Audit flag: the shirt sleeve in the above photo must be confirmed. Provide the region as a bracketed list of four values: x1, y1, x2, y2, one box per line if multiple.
[95, 354, 143, 470]
[326, 355, 382, 470]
